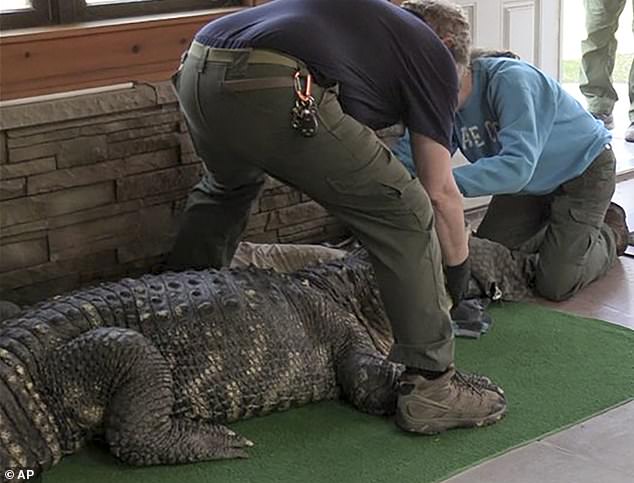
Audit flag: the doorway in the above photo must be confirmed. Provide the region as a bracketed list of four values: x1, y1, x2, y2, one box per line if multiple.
[560, 0, 634, 173]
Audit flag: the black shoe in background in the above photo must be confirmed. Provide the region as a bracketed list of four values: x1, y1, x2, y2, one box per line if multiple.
[450, 298, 494, 339]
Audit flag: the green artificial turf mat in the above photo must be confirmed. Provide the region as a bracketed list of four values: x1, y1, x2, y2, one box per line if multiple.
[46, 302, 634, 483]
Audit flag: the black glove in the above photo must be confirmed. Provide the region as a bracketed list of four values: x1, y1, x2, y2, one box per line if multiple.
[445, 257, 471, 306]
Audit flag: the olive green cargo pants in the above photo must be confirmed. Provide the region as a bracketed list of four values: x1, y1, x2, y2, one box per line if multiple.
[167, 44, 454, 371]
[475, 146, 618, 301]
[581, 0, 634, 120]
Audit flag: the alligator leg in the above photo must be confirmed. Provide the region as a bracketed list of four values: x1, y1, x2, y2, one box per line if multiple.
[336, 345, 404, 416]
[467, 235, 537, 301]
[44, 327, 252, 466]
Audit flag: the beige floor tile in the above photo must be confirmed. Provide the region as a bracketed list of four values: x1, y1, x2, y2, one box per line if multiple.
[540, 294, 634, 330]
[542, 401, 634, 478]
[443, 440, 633, 483]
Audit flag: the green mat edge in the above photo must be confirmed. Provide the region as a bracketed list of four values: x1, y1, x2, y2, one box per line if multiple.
[438, 397, 634, 482]
[441, 301, 634, 482]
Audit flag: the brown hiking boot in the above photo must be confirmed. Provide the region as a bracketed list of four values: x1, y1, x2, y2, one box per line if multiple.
[395, 366, 506, 435]
[604, 202, 629, 256]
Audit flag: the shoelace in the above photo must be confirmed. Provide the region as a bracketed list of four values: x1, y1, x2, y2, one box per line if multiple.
[453, 371, 486, 395]
[457, 371, 507, 400]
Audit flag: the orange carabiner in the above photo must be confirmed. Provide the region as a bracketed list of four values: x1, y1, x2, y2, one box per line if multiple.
[293, 71, 313, 103]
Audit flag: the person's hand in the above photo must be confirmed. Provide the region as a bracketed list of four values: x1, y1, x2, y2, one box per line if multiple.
[445, 257, 471, 306]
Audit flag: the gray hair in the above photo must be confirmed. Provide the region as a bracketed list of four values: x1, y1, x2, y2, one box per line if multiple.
[401, 0, 472, 69]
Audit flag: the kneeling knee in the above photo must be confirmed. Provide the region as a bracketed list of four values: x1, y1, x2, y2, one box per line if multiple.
[535, 273, 579, 302]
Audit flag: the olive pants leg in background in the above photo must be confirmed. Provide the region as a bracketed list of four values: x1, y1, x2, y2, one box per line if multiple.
[167, 46, 454, 371]
[476, 146, 618, 301]
[581, 0, 634, 120]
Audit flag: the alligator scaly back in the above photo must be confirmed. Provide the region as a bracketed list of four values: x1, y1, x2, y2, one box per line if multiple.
[1, 257, 401, 478]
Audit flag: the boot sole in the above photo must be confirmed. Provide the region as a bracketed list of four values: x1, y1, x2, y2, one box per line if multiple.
[606, 203, 629, 256]
[395, 405, 507, 435]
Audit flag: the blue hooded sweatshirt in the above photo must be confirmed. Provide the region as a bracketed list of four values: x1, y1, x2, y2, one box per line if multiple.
[393, 57, 612, 197]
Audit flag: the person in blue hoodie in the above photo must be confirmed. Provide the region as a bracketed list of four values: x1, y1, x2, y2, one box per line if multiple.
[393, 51, 629, 302]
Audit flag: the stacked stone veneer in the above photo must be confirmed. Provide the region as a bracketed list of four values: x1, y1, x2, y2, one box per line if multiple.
[0, 82, 345, 304]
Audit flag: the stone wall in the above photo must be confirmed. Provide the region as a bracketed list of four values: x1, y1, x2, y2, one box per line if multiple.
[0, 82, 345, 304]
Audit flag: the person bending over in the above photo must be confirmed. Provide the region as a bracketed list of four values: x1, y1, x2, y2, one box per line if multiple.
[393, 50, 629, 302]
[166, 0, 507, 434]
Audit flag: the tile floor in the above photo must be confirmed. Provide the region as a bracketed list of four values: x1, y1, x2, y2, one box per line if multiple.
[443, 180, 634, 481]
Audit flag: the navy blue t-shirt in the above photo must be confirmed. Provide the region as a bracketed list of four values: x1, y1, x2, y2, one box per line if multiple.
[195, 0, 458, 150]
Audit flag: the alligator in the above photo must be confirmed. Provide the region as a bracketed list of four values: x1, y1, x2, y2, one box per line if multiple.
[0, 235, 529, 479]
[0, 254, 407, 478]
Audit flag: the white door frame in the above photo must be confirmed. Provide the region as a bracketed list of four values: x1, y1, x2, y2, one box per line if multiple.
[455, 0, 562, 79]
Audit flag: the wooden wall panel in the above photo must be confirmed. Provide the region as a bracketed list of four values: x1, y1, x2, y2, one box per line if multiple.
[0, 8, 244, 100]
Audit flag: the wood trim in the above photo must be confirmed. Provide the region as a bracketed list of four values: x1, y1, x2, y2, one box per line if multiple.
[0, 7, 245, 101]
